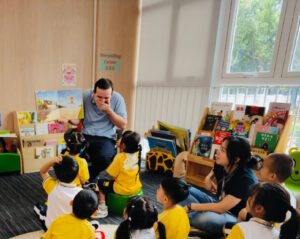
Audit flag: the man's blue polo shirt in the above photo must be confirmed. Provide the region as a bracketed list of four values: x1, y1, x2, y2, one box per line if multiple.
[82, 89, 127, 139]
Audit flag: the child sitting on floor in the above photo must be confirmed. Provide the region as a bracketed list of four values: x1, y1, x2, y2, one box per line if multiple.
[63, 130, 90, 187]
[155, 178, 190, 239]
[115, 196, 166, 239]
[43, 189, 99, 239]
[36, 155, 82, 229]
[227, 182, 300, 239]
[93, 130, 142, 218]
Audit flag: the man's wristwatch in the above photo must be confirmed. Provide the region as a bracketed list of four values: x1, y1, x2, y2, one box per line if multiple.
[187, 203, 192, 212]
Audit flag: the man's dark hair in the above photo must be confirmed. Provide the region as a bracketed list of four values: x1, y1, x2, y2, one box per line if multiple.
[267, 153, 294, 182]
[161, 178, 189, 204]
[73, 189, 98, 219]
[53, 155, 79, 183]
[93, 78, 114, 93]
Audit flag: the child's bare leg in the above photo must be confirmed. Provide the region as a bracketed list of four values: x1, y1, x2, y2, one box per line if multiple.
[99, 191, 106, 204]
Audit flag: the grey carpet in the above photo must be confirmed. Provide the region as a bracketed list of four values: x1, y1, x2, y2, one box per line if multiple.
[0, 170, 165, 239]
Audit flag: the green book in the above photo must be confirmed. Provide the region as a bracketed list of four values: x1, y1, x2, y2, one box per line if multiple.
[254, 132, 278, 153]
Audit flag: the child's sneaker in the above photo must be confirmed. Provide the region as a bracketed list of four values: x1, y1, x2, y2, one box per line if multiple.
[91, 204, 108, 219]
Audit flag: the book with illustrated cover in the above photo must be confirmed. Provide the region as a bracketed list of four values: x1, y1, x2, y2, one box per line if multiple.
[48, 123, 65, 134]
[35, 89, 84, 122]
[208, 102, 232, 122]
[20, 128, 35, 136]
[192, 135, 213, 158]
[198, 130, 214, 137]
[233, 105, 246, 121]
[251, 147, 268, 160]
[213, 131, 231, 145]
[248, 124, 279, 145]
[244, 106, 265, 125]
[214, 120, 230, 132]
[23, 139, 44, 147]
[265, 102, 290, 129]
[209, 144, 220, 160]
[254, 132, 278, 153]
[35, 146, 55, 159]
[57, 139, 66, 155]
[148, 136, 177, 158]
[36, 123, 49, 135]
[45, 140, 58, 146]
[229, 120, 250, 137]
[202, 115, 222, 131]
[17, 111, 37, 125]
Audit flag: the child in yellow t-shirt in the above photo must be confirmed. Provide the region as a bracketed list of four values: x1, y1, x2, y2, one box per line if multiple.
[64, 130, 90, 187]
[92, 131, 142, 219]
[155, 178, 190, 239]
[43, 189, 99, 239]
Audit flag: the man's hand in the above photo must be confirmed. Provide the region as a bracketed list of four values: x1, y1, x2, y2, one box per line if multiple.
[96, 100, 111, 114]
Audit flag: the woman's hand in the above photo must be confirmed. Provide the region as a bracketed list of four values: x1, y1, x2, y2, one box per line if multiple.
[204, 170, 217, 194]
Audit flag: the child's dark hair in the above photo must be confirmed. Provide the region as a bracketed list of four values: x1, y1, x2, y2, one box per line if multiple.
[115, 196, 166, 239]
[161, 178, 189, 204]
[266, 153, 294, 182]
[53, 155, 79, 183]
[250, 182, 300, 239]
[121, 131, 142, 174]
[223, 136, 260, 171]
[65, 130, 86, 155]
[73, 189, 98, 219]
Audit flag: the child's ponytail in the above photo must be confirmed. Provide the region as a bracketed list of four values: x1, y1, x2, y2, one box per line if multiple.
[115, 220, 131, 239]
[156, 221, 166, 239]
[280, 204, 300, 239]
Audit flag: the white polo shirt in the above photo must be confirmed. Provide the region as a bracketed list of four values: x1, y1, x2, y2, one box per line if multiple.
[43, 177, 82, 229]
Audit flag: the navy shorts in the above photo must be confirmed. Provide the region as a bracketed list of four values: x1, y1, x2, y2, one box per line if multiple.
[97, 179, 115, 194]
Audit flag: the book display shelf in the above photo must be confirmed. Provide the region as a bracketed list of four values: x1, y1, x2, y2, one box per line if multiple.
[185, 107, 293, 188]
[13, 111, 65, 174]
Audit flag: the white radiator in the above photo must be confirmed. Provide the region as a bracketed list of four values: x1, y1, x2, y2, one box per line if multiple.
[134, 86, 210, 138]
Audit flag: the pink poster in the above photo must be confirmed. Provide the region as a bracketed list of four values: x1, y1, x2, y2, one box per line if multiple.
[62, 64, 76, 86]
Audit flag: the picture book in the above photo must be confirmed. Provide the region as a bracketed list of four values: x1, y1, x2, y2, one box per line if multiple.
[20, 128, 35, 136]
[213, 131, 231, 145]
[229, 120, 250, 137]
[17, 111, 37, 125]
[35, 146, 55, 159]
[202, 115, 222, 131]
[209, 144, 220, 160]
[244, 106, 265, 124]
[254, 132, 279, 153]
[214, 120, 230, 132]
[233, 105, 246, 121]
[57, 139, 66, 155]
[35, 123, 49, 135]
[192, 135, 213, 158]
[151, 130, 177, 141]
[148, 136, 177, 158]
[265, 102, 290, 129]
[208, 102, 232, 122]
[35, 89, 84, 122]
[23, 139, 44, 147]
[198, 130, 214, 137]
[251, 147, 268, 160]
[45, 140, 58, 146]
[248, 124, 279, 145]
[48, 123, 65, 134]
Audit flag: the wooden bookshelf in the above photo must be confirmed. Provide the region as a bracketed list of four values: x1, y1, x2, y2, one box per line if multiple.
[185, 107, 293, 187]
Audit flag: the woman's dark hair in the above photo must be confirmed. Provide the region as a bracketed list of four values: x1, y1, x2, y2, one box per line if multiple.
[73, 189, 98, 219]
[161, 178, 189, 204]
[223, 136, 259, 171]
[65, 131, 86, 155]
[121, 131, 142, 175]
[250, 182, 300, 239]
[115, 196, 166, 239]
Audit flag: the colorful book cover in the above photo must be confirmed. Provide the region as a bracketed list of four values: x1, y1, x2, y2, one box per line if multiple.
[20, 128, 35, 136]
[35, 146, 55, 159]
[254, 132, 279, 153]
[233, 105, 246, 121]
[244, 106, 265, 124]
[48, 123, 65, 134]
[17, 111, 37, 125]
[251, 147, 268, 160]
[209, 144, 220, 160]
[45, 140, 58, 146]
[202, 115, 222, 131]
[35, 89, 84, 122]
[148, 136, 177, 158]
[208, 102, 232, 122]
[229, 120, 250, 137]
[214, 120, 230, 132]
[265, 102, 290, 129]
[248, 124, 279, 145]
[213, 131, 231, 145]
[198, 130, 214, 137]
[57, 140, 66, 155]
[35, 123, 49, 135]
[192, 135, 213, 158]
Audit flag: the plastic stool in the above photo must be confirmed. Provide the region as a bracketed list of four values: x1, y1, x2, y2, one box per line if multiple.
[106, 189, 143, 215]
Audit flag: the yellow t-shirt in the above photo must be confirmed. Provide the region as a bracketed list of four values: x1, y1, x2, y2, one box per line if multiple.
[43, 177, 58, 194]
[226, 224, 244, 239]
[44, 214, 95, 239]
[154, 205, 190, 239]
[106, 152, 142, 195]
[64, 152, 90, 188]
